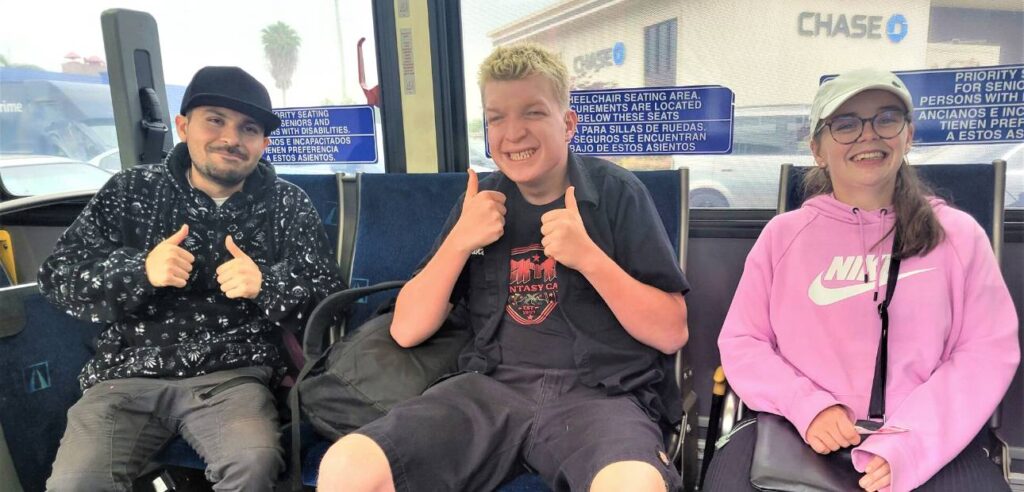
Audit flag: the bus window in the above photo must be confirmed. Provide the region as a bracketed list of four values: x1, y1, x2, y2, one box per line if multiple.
[0, 0, 385, 185]
[0, 155, 114, 197]
[459, 1, 1023, 209]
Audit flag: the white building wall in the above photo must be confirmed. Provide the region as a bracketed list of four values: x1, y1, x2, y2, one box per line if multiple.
[500, 0, 933, 107]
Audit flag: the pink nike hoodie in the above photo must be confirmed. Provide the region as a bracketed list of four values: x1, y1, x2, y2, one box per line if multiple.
[719, 193, 1019, 492]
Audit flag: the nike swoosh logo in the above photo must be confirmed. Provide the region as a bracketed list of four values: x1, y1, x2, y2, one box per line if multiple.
[807, 268, 935, 306]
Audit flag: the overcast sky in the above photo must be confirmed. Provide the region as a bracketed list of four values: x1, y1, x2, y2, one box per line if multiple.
[1, 0, 379, 107]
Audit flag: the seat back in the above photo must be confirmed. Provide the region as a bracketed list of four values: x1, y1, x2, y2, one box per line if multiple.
[779, 161, 1008, 433]
[278, 173, 343, 259]
[778, 162, 1005, 258]
[635, 170, 685, 263]
[0, 261, 11, 288]
[342, 172, 468, 330]
[339, 170, 689, 331]
[334, 169, 693, 490]
[704, 162, 1008, 482]
[0, 284, 104, 491]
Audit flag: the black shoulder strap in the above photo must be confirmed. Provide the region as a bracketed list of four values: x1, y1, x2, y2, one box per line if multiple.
[869, 230, 902, 419]
[139, 87, 168, 164]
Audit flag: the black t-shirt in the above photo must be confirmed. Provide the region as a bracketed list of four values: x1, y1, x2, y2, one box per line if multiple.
[420, 154, 691, 426]
[496, 188, 576, 369]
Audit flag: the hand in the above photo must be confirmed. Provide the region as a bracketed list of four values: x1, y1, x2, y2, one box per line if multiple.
[145, 224, 194, 288]
[540, 186, 600, 272]
[449, 169, 506, 254]
[216, 235, 262, 299]
[859, 455, 891, 491]
[805, 405, 861, 454]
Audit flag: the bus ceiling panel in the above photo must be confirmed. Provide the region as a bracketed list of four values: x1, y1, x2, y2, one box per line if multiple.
[101, 9, 173, 168]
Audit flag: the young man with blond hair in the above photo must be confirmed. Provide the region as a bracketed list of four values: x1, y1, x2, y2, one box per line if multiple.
[318, 44, 690, 492]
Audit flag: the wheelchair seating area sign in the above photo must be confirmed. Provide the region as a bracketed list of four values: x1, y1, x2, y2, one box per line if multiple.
[264, 105, 378, 164]
[568, 86, 734, 155]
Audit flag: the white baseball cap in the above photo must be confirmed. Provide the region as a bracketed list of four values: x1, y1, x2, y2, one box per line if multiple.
[810, 69, 913, 137]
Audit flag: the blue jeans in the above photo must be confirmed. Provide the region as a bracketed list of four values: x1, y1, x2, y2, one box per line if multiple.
[46, 367, 282, 492]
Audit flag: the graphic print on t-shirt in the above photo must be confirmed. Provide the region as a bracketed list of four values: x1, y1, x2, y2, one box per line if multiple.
[507, 243, 558, 325]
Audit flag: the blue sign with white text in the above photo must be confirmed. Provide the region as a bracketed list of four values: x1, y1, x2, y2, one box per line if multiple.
[264, 105, 378, 164]
[823, 65, 1024, 145]
[567, 86, 735, 155]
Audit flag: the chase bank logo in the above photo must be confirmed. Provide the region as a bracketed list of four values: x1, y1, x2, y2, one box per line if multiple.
[798, 12, 908, 43]
[612, 42, 625, 66]
[573, 42, 626, 74]
[886, 14, 908, 43]
[24, 361, 51, 393]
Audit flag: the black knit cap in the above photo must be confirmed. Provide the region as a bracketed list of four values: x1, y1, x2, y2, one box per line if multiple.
[180, 66, 281, 135]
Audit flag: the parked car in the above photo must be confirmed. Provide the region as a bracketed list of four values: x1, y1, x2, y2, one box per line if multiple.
[0, 76, 117, 162]
[674, 105, 813, 208]
[0, 154, 114, 199]
[468, 136, 497, 173]
[89, 147, 123, 172]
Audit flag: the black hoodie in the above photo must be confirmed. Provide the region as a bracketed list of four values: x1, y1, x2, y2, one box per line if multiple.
[39, 142, 345, 389]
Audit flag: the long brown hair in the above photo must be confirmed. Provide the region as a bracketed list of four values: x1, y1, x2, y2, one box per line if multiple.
[804, 146, 945, 258]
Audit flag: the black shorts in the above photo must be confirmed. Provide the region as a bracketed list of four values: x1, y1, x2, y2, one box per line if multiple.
[356, 365, 680, 492]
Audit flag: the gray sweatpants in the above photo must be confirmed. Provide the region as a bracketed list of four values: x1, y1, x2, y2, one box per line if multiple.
[46, 366, 283, 492]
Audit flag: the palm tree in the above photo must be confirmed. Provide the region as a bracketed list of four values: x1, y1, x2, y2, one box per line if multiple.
[0, 54, 43, 71]
[261, 22, 301, 105]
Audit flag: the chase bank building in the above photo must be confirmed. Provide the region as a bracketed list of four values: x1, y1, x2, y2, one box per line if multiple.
[483, 0, 1023, 108]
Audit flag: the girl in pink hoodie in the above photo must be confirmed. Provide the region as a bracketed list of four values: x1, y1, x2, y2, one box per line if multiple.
[705, 69, 1019, 492]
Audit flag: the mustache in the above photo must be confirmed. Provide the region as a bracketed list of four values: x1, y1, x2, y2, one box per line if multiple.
[208, 144, 248, 160]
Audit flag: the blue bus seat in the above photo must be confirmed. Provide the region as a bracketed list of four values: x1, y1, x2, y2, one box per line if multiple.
[306, 169, 691, 490]
[280, 173, 343, 258]
[150, 172, 345, 486]
[341, 172, 468, 331]
[0, 169, 692, 490]
[781, 162, 1008, 431]
[779, 163, 1003, 249]
[700, 162, 1010, 487]
[0, 261, 11, 288]
[0, 283, 104, 492]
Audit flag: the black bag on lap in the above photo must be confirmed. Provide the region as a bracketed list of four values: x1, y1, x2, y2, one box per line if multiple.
[286, 282, 471, 490]
[297, 310, 471, 440]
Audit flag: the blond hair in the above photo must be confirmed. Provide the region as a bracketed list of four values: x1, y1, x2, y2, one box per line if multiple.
[478, 44, 570, 109]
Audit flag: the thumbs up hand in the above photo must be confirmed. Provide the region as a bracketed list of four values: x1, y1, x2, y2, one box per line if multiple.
[540, 187, 599, 272]
[449, 169, 507, 254]
[216, 235, 263, 299]
[146, 224, 195, 288]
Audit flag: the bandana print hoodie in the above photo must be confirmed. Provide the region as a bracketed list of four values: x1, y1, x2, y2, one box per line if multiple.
[38, 142, 345, 389]
[719, 193, 1019, 492]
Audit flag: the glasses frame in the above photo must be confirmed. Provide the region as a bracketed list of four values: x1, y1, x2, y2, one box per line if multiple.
[822, 110, 910, 145]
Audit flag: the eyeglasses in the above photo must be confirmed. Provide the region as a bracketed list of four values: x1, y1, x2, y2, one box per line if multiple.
[819, 110, 909, 144]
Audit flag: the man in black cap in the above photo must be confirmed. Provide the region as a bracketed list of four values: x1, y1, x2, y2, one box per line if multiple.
[40, 66, 344, 491]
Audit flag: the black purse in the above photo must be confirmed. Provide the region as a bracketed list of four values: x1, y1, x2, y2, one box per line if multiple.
[749, 234, 903, 492]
